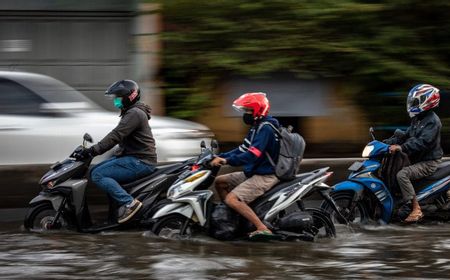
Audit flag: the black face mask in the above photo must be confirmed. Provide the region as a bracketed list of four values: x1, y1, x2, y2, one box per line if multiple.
[243, 113, 255, 125]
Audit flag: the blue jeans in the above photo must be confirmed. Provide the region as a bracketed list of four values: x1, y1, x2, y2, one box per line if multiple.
[90, 156, 156, 206]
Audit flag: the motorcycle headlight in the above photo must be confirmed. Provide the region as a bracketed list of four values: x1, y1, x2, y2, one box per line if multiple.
[167, 170, 210, 199]
[184, 170, 207, 183]
[167, 188, 175, 198]
[362, 145, 374, 158]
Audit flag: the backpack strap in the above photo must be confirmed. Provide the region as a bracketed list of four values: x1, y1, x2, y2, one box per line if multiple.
[257, 121, 280, 167]
[257, 121, 281, 136]
[265, 151, 276, 167]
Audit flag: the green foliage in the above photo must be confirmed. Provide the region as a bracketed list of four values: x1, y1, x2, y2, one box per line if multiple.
[155, 0, 450, 119]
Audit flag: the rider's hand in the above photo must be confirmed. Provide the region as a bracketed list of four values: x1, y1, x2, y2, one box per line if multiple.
[211, 156, 227, 167]
[74, 147, 95, 160]
[389, 144, 402, 154]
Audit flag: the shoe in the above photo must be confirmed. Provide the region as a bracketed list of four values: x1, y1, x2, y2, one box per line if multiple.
[118, 199, 143, 224]
[403, 211, 424, 223]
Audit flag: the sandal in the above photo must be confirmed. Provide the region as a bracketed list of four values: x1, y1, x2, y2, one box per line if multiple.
[248, 229, 274, 239]
[403, 211, 424, 223]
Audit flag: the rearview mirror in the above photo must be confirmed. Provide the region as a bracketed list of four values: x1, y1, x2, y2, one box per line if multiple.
[369, 127, 376, 141]
[211, 139, 219, 154]
[211, 139, 218, 149]
[83, 133, 93, 143]
[200, 140, 206, 150]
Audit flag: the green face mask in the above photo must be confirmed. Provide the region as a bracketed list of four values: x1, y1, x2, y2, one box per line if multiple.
[113, 97, 123, 109]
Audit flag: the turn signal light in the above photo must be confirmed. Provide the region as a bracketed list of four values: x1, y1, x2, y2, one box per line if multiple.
[46, 181, 55, 189]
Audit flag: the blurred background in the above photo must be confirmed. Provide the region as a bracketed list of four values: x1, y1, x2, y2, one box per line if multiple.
[1, 0, 449, 155]
[0, 0, 449, 208]
[155, 0, 450, 156]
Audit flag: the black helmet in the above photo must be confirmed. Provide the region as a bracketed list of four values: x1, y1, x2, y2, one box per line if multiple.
[105, 79, 140, 108]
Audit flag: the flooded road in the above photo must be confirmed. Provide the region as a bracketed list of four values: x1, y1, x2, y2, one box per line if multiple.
[1, 221, 450, 279]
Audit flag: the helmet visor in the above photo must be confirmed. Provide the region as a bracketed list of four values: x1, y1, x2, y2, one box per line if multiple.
[232, 104, 252, 114]
[105, 87, 130, 98]
[407, 96, 419, 109]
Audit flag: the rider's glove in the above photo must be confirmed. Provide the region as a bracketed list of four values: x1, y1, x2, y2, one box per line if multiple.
[74, 147, 95, 160]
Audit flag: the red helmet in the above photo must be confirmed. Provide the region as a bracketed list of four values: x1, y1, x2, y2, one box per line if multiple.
[232, 92, 270, 119]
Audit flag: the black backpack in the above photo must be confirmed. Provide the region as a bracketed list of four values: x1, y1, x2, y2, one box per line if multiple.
[210, 203, 240, 240]
[258, 122, 306, 181]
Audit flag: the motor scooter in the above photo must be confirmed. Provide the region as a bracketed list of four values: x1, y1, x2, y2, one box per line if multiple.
[320, 128, 450, 224]
[150, 141, 339, 241]
[24, 133, 193, 233]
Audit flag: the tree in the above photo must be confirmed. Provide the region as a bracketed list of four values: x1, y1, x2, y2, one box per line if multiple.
[154, 0, 450, 120]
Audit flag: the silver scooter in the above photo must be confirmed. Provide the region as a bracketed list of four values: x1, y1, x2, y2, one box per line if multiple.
[151, 141, 338, 241]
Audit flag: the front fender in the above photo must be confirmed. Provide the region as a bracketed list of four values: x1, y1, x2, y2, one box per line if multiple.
[29, 193, 63, 211]
[332, 180, 365, 201]
[152, 202, 194, 220]
[333, 179, 394, 223]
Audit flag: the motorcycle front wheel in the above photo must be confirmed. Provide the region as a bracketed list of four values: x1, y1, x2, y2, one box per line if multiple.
[152, 214, 195, 239]
[320, 191, 370, 224]
[24, 202, 71, 232]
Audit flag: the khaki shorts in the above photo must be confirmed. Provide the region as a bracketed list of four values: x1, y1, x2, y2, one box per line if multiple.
[217, 171, 279, 203]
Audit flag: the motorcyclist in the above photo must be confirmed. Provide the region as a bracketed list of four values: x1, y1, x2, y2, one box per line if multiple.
[384, 84, 443, 222]
[76, 80, 157, 224]
[211, 92, 280, 238]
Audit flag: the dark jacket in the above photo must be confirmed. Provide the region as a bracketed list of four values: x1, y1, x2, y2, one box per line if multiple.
[220, 116, 280, 177]
[384, 110, 443, 164]
[91, 102, 157, 165]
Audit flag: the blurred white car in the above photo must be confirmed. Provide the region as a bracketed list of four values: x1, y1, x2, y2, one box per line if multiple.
[0, 71, 214, 165]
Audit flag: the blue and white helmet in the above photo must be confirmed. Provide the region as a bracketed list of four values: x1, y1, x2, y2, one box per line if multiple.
[407, 84, 440, 118]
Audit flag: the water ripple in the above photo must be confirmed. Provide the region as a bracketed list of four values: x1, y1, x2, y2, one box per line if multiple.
[1, 223, 450, 279]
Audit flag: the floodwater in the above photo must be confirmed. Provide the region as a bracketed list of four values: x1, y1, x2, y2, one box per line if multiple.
[1, 221, 450, 279]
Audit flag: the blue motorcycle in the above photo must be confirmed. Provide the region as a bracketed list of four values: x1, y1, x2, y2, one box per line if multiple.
[321, 128, 450, 224]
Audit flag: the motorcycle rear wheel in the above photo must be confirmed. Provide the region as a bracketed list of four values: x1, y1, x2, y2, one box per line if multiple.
[24, 202, 71, 232]
[152, 214, 194, 239]
[304, 208, 336, 238]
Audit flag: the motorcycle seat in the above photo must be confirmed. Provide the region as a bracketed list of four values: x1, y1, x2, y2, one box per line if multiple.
[299, 167, 329, 184]
[122, 162, 184, 190]
[426, 161, 450, 181]
[413, 161, 450, 189]
[249, 171, 321, 208]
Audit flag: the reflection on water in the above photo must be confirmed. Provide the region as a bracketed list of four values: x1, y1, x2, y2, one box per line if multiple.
[1, 222, 450, 279]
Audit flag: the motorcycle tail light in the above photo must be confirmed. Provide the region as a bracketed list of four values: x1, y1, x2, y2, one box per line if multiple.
[324, 172, 334, 183]
[191, 164, 200, 171]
